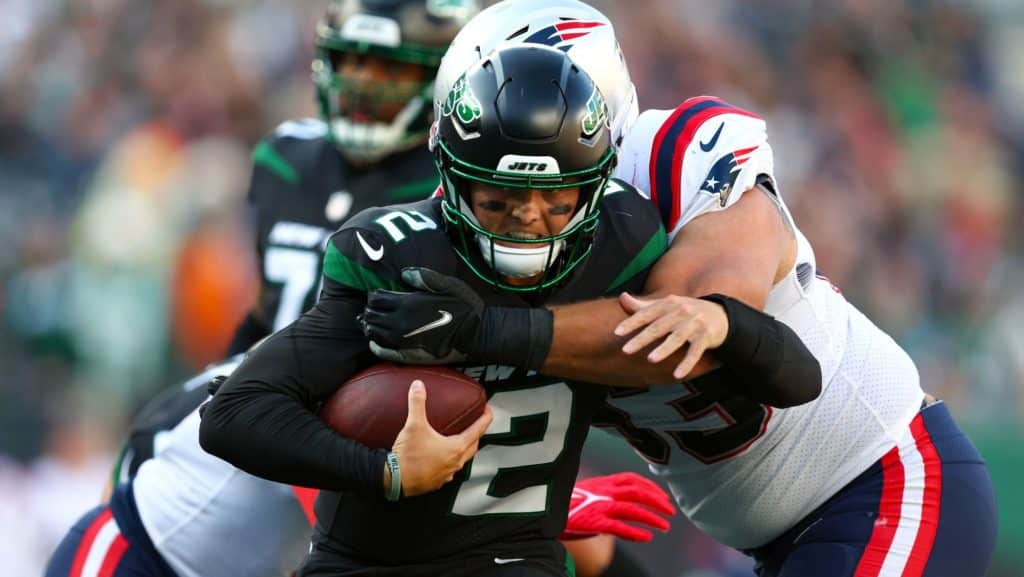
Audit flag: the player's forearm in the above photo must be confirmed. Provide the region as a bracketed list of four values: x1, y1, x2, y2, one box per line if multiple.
[201, 309, 388, 494]
[542, 298, 717, 387]
[200, 374, 386, 493]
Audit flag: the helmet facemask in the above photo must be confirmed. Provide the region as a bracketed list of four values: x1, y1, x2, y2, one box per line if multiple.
[313, 43, 437, 163]
[438, 142, 615, 292]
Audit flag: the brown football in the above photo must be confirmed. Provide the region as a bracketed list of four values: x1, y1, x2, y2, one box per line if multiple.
[320, 363, 487, 450]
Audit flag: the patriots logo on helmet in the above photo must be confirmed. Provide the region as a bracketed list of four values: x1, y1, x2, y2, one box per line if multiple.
[701, 146, 759, 207]
[524, 20, 606, 51]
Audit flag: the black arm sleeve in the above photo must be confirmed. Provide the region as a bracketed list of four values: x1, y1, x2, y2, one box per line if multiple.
[700, 293, 822, 408]
[199, 283, 386, 493]
[225, 310, 271, 356]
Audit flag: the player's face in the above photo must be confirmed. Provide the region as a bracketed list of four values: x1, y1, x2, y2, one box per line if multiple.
[468, 183, 581, 247]
[333, 51, 428, 124]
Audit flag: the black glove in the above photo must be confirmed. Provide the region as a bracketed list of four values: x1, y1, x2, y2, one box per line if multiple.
[361, 267, 554, 368]
[362, 268, 484, 364]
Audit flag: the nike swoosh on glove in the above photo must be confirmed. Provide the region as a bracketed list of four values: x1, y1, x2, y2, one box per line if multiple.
[362, 268, 485, 364]
[560, 472, 676, 542]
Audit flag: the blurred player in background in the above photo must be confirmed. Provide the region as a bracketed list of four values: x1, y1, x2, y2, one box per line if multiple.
[361, 1, 999, 576]
[226, 0, 472, 355]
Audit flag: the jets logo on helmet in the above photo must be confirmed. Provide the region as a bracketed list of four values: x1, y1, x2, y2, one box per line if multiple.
[524, 20, 606, 51]
[701, 146, 760, 207]
[581, 87, 609, 138]
[442, 75, 482, 127]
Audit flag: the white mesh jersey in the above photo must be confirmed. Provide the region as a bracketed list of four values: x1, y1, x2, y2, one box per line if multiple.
[132, 360, 312, 577]
[606, 97, 925, 549]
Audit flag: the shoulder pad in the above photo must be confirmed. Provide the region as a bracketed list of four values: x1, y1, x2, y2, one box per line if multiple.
[598, 179, 667, 294]
[616, 97, 775, 239]
[251, 118, 330, 186]
[323, 200, 444, 292]
[269, 118, 329, 142]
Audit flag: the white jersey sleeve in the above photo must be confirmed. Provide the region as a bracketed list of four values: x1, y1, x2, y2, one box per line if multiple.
[605, 97, 925, 550]
[133, 359, 312, 577]
[614, 96, 774, 241]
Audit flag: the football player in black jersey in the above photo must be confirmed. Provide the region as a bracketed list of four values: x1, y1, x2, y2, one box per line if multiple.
[226, 0, 475, 355]
[200, 45, 669, 577]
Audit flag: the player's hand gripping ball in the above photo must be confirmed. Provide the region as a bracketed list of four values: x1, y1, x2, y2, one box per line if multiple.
[320, 363, 487, 450]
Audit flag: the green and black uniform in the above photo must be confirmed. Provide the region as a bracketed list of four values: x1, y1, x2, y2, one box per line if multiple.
[228, 118, 439, 354]
[200, 185, 666, 577]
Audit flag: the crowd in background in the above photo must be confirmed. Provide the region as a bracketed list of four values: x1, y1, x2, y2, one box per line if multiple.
[1, 0, 1022, 574]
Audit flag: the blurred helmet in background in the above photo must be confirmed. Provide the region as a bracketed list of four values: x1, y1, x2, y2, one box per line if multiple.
[312, 0, 479, 162]
[433, 0, 637, 150]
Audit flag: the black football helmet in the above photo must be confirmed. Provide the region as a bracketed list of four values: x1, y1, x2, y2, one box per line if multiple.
[312, 0, 478, 162]
[434, 44, 615, 291]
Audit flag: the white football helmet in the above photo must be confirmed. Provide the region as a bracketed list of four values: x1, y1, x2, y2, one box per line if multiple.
[432, 0, 638, 150]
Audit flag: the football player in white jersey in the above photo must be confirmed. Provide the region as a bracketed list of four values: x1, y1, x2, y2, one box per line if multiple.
[361, 2, 999, 576]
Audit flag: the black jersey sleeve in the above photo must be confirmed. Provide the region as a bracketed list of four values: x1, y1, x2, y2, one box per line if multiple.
[199, 208, 418, 494]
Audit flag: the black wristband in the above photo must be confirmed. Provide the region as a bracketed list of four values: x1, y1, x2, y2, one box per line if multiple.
[698, 293, 783, 376]
[698, 293, 821, 407]
[475, 307, 553, 370]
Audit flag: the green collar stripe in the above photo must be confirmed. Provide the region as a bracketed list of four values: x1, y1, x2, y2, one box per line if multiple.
[253, 141, 299, 185]
[109, 442, 129, 489]
[323, 242, 404, 292]
[564, 547, 576, 577]
[388, 176, 439, 201]
[606, 225, 668, 293]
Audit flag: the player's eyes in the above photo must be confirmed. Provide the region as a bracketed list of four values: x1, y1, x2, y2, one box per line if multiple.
[478, 200, 507, 212]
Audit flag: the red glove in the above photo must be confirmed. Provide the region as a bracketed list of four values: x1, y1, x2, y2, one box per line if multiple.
[560, 472, 676, 542]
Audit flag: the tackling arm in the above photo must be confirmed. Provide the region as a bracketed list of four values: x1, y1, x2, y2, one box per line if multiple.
[543, 186, 791, 386]
[361, 187, 820, 403]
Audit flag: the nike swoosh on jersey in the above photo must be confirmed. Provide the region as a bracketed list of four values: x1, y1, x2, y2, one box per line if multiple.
[494, 558, 525, 565]
[355, 231, 384, 261]
[403, 310, 454, 338]
[699, 122, 725, 152]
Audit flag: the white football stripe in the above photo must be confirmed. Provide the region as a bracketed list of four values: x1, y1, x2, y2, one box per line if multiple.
[80, 516, 121, 577]
[877, 428, 926, 577]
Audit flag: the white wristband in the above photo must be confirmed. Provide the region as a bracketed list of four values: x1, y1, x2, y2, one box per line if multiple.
[385, 452, 401, 502]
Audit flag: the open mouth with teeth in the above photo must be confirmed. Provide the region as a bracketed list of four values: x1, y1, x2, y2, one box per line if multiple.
[495, 231, 547, 246]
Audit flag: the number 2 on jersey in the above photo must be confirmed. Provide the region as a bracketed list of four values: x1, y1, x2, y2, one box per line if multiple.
[451, 383, 572, 516]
